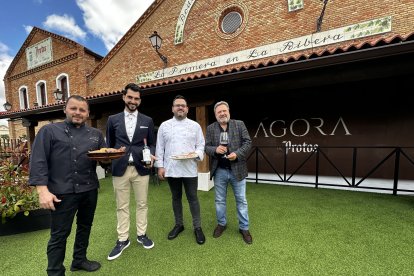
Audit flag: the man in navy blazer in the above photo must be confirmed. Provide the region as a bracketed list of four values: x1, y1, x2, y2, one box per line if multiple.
[106, 83, 156, 260]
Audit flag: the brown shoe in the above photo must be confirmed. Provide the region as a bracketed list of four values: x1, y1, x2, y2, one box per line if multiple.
[213, 224, 227, 238]
[239, 229, 252, 244]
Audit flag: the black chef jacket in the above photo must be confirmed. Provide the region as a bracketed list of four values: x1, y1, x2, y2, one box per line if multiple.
[29, 120, 106, 195]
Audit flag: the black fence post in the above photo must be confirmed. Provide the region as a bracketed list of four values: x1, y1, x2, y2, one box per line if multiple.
[352, 147, 357, 187]
[315, 147, 319, 189]
[283, 146, 287, 182]
[255, 147, 258, 184]
[393, 147, 401, 196]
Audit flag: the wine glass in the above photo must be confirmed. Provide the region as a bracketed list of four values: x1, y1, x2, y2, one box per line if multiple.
[219, 132, 229, 158]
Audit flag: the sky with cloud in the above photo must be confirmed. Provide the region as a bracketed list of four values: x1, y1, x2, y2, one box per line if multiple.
[0, 0, 154, 125]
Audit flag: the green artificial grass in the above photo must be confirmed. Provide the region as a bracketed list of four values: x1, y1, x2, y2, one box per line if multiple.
[1, 177, 414, 275]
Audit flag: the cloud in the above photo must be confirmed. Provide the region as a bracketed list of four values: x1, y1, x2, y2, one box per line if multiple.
[0, 42, 13, 125]
[43, 14, 87, 41]
[76, 0, 154, 51]
[0, 42, 9, 53]
[24, 25, 34, 34]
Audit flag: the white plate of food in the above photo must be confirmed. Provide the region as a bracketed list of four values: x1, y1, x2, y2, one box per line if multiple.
[170, 152, 198, 160]
[87, 147, 126, 161]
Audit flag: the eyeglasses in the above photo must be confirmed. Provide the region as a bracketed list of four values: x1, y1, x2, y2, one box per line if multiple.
[173, 104, 187, 108]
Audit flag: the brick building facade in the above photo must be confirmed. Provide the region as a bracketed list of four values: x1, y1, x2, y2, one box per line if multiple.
[2, 27, 102, 139]
[85, 0, 413, 91]
[1, 0, 414, 184]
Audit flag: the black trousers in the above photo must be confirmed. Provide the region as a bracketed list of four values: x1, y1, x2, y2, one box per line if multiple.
[46, 189, 98, 276]
[167, 177, 201, 228]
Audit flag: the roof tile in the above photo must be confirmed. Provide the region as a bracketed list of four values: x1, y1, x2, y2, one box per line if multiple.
[3, 32, 413, 117]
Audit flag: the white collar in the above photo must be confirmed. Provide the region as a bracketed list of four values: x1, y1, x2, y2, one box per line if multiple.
[124, 110, 138, 117]
[172, 116, 187, 122]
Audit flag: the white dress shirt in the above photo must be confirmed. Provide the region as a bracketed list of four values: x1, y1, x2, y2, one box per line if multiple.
[155, 117, 205, 177]
[125, 110, 138, 162]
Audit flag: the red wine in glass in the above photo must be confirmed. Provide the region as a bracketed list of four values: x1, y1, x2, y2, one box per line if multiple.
[219, 132, 229, 158]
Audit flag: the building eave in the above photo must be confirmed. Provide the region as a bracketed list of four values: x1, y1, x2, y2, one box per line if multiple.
[1, 36, 413, 121]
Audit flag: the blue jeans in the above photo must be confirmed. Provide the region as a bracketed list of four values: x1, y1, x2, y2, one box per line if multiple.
[214, 168, 249, 230]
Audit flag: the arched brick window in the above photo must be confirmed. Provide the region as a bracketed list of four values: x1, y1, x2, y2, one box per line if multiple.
[36, 80, 48, 106]
[56, 73, 70, 101]
[19, 86, 29, 109]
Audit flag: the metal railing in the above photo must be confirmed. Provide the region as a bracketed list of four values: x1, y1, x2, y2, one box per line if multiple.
[246, 146, 414, 195]
[0, 138, 24, 160]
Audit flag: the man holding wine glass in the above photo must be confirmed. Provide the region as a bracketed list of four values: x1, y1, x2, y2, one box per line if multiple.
[205, 101, 253, 244]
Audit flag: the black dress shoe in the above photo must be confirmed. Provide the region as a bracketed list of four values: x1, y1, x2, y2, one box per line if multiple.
[168, 225, 184, 240]
[194, 227, 205, 245]
[70, 259, 101, 272]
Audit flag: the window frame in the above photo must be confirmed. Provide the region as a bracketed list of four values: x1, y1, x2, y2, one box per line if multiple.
[18, 86, 30, 109]
[35, 80, 48, 106]
[56, 73, 70, 101]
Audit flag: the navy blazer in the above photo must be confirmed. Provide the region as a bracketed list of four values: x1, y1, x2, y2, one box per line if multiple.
[106, 112, 155, 176]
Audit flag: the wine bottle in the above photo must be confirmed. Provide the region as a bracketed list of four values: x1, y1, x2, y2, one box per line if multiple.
[142, 138, 151, 165]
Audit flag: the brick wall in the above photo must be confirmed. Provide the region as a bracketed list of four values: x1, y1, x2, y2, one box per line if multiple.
[4, 30, 101, 112]
[4, 0, 414, 140]
[8, 119, 64, 139]
[87, 0, 414, 94]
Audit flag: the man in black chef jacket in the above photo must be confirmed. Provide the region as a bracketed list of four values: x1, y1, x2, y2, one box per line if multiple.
[29, 95, 106, 276]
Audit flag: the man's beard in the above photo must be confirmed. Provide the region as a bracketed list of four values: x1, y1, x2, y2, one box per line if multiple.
[125, 103, 137, 112]
[174, 113, 186, 120]
[174, 110, 187, 120]
[219, 116, 229, 124]
[70, 117, 84, 126]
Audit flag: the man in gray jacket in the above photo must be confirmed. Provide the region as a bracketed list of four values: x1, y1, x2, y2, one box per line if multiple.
[205, 101, 252, 244]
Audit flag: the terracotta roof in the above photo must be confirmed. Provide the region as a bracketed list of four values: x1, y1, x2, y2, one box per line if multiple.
[0, 101, 63, 116]
[138, 32, 414, 89]
[0, 90, 123, 117]
[1, 31, 413, 119]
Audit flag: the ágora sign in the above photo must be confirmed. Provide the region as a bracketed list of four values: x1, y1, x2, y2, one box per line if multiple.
[26, 37, 53, 70]
[253, 117, 351, 138]
[137, 16, 392, 84]
[254, 117, 351, 154]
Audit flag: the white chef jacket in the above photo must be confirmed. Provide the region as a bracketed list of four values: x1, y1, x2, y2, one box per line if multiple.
[155, 117, 205, 177]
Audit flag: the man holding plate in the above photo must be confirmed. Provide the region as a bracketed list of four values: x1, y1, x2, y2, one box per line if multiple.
[155, 95, 206, 245]
[29, 95, 106, 275]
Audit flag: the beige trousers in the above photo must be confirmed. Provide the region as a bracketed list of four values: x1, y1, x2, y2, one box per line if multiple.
[112, 166, 149, 241]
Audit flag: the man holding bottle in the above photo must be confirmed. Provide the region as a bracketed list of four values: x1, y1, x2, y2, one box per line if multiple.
[106, 83, 156, 260]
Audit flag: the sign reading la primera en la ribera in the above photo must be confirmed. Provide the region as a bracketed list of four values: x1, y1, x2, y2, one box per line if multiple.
[137, 16, 392, 84]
